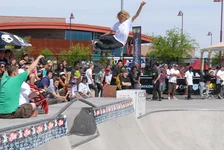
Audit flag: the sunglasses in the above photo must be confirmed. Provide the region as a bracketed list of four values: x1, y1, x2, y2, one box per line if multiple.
[1, 65, 5, 68]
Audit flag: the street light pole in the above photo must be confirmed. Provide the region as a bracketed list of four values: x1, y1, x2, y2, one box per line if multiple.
[214, 0, 223, 66]
[70, 13, 74, 49]
[121, 0, 123, 10]
[207, 32, 213, 45]
[177, 11, 184, 34]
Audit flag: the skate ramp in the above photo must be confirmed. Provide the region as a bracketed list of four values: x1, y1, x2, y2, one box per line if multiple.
[75, 113, 158, 150]
[76, 110, 224, 150]
[139, 110, 224, 150]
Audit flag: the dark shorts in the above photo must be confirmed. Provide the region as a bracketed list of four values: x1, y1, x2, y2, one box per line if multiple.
[168, 82, 177, 93]
[0, 104, 33, 119]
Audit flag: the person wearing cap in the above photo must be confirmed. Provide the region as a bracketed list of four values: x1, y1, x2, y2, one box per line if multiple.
[185, 67, 194, 100]
[199, 70, 214, 99]
[120, 69, 132, 89]
[152, 63, 162, 101]
[103, 67, 112, 86]
[58, 72, 66, 90]
[168, 64, 181, 100]
[0, 55, 44, 118]
[111, 60, 123, 86]
[69, 75, 82, 99]
[21, 53, 29, 63]
[95, 66, 105, 97]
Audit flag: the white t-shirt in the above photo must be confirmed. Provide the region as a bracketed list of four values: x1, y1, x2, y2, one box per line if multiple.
[185, 71, 194, 85]
[71, 84, 78, 97]
[85, 68, 93, 84]
[19, 82, 31, 106]
[167, 69, 171, 79]
[217, 70, 224, 81]
[112, 18, 132, 45]
[169, 68, 180, 83]
[78, 82, 91, 94]
[105, 74, 112, 84]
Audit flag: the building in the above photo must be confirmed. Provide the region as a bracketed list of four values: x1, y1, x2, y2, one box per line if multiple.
[0, 16, 152, 58]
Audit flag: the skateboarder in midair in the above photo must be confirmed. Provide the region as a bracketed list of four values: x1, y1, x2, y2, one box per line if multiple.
[94, 1, 146, 50]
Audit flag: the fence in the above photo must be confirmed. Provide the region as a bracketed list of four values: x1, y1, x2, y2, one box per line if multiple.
[14, 54, 222, 74]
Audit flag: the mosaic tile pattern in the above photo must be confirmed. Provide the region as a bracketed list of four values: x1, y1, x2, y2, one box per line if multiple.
[94, 100, 134, 124]
[0, 115, 67, 150]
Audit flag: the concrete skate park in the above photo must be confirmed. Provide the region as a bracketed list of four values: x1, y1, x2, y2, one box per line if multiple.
[0, 89, 224, 150]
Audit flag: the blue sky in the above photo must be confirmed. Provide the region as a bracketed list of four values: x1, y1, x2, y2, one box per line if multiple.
[1, 0, 222, 57]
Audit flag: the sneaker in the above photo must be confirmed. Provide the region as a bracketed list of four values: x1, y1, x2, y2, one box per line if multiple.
[218, 94, 223, 99]
[92, 40, 98, 49]
[168, 97, 170, 100]
[172, 97, 177, 100]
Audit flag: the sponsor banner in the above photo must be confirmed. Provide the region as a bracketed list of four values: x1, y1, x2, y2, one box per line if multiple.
[132, 26, 142, 68]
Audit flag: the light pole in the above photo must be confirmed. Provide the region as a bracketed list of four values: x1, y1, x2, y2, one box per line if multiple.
[121, 0, 123, 10]
[207, 31, 213, 45]
[177, 11, 184, 34]
[214, 0, 223, 66]
[70, 13, 74, 49]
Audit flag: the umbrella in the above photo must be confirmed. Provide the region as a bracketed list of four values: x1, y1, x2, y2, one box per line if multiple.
[0, 31, 32, 50]
[186, 59, 209, 70]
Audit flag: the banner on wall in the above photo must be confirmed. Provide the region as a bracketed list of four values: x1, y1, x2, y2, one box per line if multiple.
[132, 26, 142, 68]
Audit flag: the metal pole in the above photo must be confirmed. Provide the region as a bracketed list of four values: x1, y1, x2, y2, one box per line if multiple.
[70, 18, 72, 49]
[211, 34, 213, 45]
[220, 0, 223, 66]
[121, 0, 123, 10]
[182, 13, 184, 34]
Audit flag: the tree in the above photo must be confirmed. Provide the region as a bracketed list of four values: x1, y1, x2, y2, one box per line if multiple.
[41, 48, 55, 60]
[14, 36, 31, 60]
[147, 28, 198, 64]
[59, 44, 90, 65]
[211, 52, 223, 66]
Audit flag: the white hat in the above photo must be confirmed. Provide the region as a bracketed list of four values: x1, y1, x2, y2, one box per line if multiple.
[59, 72, 65, 76]
[18, 68, 25, 74]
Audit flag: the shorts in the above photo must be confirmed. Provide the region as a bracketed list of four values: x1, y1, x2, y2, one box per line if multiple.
[159, 82, 166, 92]
[0, 104, 33, 119]
[168, 82, 177, 94]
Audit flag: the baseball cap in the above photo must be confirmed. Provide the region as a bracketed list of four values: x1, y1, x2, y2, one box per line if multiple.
[59, 72, 65, 76]
[22, 53, 28, 57]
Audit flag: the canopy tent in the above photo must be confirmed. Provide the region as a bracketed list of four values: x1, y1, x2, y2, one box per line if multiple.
[201, 41, 224, 52]
[200, 41, 224, 71]
[186, 59, 209, 70]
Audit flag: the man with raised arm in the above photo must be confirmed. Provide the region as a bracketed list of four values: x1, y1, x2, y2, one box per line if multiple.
[0, 55, 44, 118]
[94, 1, 146, 50]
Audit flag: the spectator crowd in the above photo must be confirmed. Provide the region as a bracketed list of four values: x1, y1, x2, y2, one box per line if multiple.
[0, 50, 222, 119]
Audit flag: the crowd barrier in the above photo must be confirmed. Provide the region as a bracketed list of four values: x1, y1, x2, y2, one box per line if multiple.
[140, 76, 216, 95]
